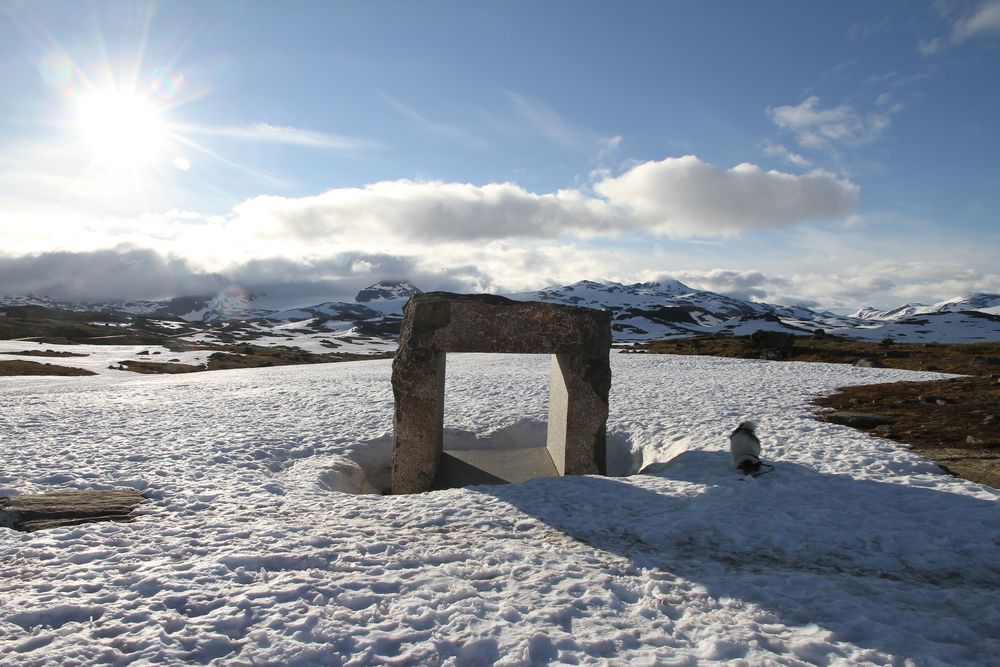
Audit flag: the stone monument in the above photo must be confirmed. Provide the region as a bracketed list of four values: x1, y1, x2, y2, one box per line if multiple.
[391, 292, 612, 494]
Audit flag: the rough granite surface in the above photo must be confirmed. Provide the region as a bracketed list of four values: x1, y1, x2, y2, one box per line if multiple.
[391, 292, 611, 493]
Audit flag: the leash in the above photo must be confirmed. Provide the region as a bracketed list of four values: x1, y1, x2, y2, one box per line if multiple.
[738, 460, 776, 479]
[751, 461, 776, 477]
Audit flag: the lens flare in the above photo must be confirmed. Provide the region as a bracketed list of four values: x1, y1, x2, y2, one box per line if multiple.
[151, 67, 184, 100]
[38, 54, 74, 93]
[215, 286, 252, 318]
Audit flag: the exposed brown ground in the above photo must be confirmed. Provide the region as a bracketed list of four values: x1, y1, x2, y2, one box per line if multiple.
[631, 334, 1000, 488]
[813, 376, 999, 488]
[1, 349, 89, 358]
[112, 344, 393, 374]
[0, 360, 96, 376]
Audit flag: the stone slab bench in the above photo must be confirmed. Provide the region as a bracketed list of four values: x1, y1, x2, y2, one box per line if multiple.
[0, 489, 145, 532]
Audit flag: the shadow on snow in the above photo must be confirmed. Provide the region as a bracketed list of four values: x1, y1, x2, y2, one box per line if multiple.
[470, 451, 999, 663]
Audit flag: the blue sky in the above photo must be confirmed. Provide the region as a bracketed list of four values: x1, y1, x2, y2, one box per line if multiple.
[1, 0, 998, 310]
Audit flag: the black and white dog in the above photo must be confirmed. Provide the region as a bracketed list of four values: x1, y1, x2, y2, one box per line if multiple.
[729, 420, 762, 474]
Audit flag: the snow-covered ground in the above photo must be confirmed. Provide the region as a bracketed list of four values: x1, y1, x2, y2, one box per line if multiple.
[1, 354, 998, 665]
[0, 340, 211, 374]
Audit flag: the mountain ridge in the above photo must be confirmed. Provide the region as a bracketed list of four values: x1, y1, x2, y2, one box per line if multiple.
[3, 279, 1000, 349]
[852, 292, 1000, 320]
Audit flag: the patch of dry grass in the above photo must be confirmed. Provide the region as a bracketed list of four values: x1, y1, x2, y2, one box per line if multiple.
[630, 333, 1000, 375]
[1, 349, 89, 358]
[0, 360, 96, 376]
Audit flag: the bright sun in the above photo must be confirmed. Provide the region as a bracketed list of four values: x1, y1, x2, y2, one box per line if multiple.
[76, 91, 167, 166]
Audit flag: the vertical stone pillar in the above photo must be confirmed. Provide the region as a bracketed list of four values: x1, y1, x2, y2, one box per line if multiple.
[391, 350, 446, 495]
[548, 352, 610, 476]
[546, 354, 569, 475]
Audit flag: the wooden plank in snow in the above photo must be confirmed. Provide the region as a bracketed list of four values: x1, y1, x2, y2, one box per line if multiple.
[0, 489, 145, 532]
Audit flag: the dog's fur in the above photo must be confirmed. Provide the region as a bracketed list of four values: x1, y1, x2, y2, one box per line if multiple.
[729, 420, 762, 474]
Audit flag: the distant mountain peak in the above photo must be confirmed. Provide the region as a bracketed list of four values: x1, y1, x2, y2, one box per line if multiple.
[355, 280, 422, 303]
[630, 279, 693, 294]
[852, 293, 1000, 320]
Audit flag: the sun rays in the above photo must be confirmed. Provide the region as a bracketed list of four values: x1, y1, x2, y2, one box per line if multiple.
[27, 5, 207, 187]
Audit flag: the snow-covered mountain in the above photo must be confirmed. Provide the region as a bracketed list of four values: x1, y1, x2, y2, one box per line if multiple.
[513, 279, 1000, 343]
[355, 279, 422, 307]
[3, 280, 1000, 348]
[854, 293, 1000, 320]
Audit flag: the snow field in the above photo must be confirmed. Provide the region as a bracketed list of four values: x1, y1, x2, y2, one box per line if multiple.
[1, 353, 998, 665]
[0, 340, 212, 375]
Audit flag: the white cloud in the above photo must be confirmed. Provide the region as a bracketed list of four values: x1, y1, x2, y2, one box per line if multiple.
[952, 0, 1000, 42]
[650, 262, 1000, 312]
[0, 154, 885, 306]
[0, 247, 498, 304]
[0, 247, 225, 301]
[767, 96, 895, 149]
[3, 236, 998, 312]
[768, 263, 1000, 311]
[846, 17, 890, 41]
[919, 37, 946, 55]
[596, 135, 623, 161]
[233, 179, 621, 243]
[228, 156, 856, 244]
[381, 94, 490, 150]
[920, 0, 1000, 53]
[0, 143, 879, 315]
[3, 155, 858, 282]
[761, 141, 812, 167]
[182, 122, 374, 151]
[506, 91, 619, 158]
[593, 156, 858, 236]
[667, 269, 776, 302]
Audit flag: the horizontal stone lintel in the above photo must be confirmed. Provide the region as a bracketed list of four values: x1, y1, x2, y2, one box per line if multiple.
[400, 292, 612, 355]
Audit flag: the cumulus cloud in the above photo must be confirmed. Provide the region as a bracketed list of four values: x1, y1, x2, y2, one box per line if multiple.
[233, 180, 621, 243]
[3, 243, 997, 312]
[767, 96, 895, 149]
[751, 266, 999, 312]
[226, 256, 494, 307]
[0, 154, 872, 305]
[667, 269, 778, 302]
[0, 248, 225, 302]
[593, 156, 858, 235]
[648, 262, 1000, 312]
[229, 157, 857, 244]
[0, 248, 496, 305]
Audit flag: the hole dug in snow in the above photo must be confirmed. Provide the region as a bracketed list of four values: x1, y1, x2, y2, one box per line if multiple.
[435, 419, 555, 488]
[309, 435, 393, 495]
[316, 457, 383, 495]
[312, 421, 644, 495]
